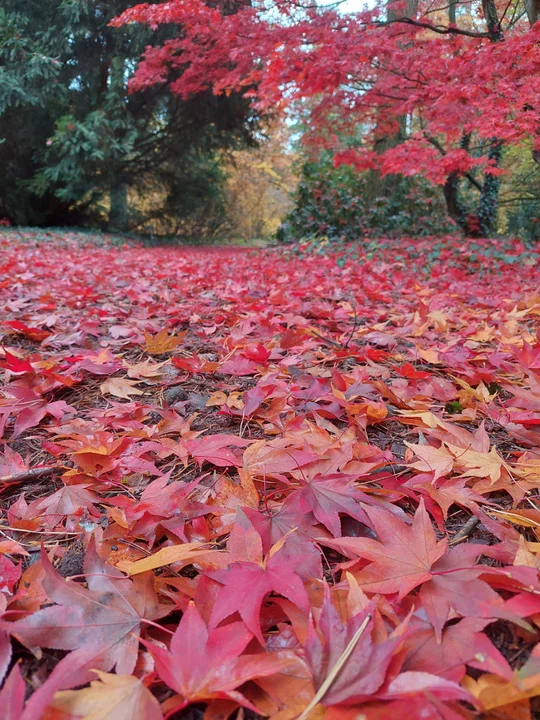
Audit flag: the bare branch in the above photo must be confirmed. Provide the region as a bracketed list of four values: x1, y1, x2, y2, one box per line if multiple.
[374, 16, 491, 37]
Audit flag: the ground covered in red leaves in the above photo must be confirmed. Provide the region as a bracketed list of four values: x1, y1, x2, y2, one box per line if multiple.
[1, 229, 540, 720]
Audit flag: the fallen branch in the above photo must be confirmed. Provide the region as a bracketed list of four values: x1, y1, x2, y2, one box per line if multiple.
[449, 515, 480, 545]
[0, 466, 58, 485]
[310, 329, 342, 348]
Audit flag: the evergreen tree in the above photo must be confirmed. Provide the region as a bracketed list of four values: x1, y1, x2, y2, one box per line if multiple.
[0, 0, 259, 231]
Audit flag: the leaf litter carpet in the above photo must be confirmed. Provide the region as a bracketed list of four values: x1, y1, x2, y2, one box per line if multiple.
[0, 231, 540, 719]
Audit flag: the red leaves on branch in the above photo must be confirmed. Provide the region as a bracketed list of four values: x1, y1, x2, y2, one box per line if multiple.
[112, 0, 540, 185]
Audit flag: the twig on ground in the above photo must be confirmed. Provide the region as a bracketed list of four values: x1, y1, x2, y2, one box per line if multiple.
[0, 466, 58, 485]
[449, 515, 480, 545]
[297, 614, 372, 720]
[311, 330, 342, 348]
[343, 296, 359, 348]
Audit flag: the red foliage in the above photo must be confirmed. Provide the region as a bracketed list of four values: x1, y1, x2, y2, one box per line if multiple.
[112, 0, 540, 185]
[0, 230, 539, 717]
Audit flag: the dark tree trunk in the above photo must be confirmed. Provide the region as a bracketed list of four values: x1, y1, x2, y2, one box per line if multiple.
[109, 182, 129, 232]
[526, 0, 540, 165]
[441, 0, 504, 237]
[365, 0, 418, 202]
[443, 173, 466, 230]
[526, 0, 540, 26]
[477, 140, 503, 236]
[107, 55, 130, 232]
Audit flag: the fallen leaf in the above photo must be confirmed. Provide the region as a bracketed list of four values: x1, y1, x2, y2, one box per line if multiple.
[46, 671, 163, 720]
[100, 377, 144, 400]
[117, 541, 217, 576]
[143, 601, 281, 709]
[143, 329, 186, 354]
[0, 542, 168, 687]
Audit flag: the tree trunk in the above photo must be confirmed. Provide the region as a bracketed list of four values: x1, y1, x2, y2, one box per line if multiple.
[366, 0, 418, 202]
[109, 183, 129, 233]
[525, 0, 540, 163]
[107, 56, 130, 232]
[526, 0, 540, 26]
[443, 173, 465, 229]
[477, 140, 502, 236]
[365, 126, 400, 202]
[442, 0, 503, 235]
[439, 132, 471, 230]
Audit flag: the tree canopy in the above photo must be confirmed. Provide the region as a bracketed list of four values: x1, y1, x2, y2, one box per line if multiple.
[114, 0, 540, 235]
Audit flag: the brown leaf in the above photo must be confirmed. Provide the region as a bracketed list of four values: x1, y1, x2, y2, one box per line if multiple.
[143, 329, 186, 354]
[100, 377, 144, 400]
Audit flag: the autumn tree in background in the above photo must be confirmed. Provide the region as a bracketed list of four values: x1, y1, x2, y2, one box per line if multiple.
[0, 0, 261, 231]
[114, 0, 540, 238]
[222, 123, 297, 240]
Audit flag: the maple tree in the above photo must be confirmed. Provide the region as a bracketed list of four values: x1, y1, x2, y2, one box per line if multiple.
[0, 227, 540, 719]
[112, 0, 540, 236]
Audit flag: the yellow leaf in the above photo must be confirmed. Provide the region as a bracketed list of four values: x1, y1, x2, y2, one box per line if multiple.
[415, 347, 442, 365]
[117, 541, 214, 576]
[405, 442, 454, 481]
[227, 391, 245, 410]
[106, 507, 128, 529]
[427, 309, 448, 330]
[142, 328, 186, 354]
[124, 359, 167, 379]
[449, 444, 508, 484]
[331, 386, 348, 402]
[205, 391, 244, 410]
[468, 323, 497, 343]
[206, 391, 228, 407]
[513, 454, 540, 482]
[463, 673, 540, 711]
[47, 671, 162, 720]
[396, 409, 446, 429]
[514, 536, 540, 569]
[453, 377, 496, 405]
[487, 508, 540, 529]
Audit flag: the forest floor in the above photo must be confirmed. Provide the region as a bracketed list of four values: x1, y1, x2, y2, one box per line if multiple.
[1, 228, 540, 719]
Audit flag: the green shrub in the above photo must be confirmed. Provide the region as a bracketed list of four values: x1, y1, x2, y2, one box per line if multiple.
[278, 154, 456, 242]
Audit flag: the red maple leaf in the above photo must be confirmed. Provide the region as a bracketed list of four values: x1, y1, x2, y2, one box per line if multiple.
[143, 601, 281, 711]
[0, 387, 73, 438]
[208, 538, 311, 643]
[184, 433, 250, 467]
[322, 501, 520, 639]
[321, 500, 447, 598]
[304, 592, 401, 705]
[287, 473, 371, 537]
[0, 541, 168, 687]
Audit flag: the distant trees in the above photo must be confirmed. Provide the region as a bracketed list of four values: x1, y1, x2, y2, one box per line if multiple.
[0, 1, 260, 232]
[222, 124, 297, 240]
[114, 0, 540, 238]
